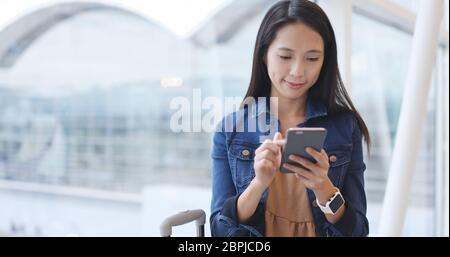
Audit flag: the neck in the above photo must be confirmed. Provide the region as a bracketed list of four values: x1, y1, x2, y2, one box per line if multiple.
[270, 90, 307, 121]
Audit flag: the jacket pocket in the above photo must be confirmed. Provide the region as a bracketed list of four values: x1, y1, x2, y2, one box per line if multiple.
[324, 144, 352, 188]
[228, 140, 257, 193]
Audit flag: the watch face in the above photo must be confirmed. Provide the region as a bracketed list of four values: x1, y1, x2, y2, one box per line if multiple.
[329, 193, 345, 213]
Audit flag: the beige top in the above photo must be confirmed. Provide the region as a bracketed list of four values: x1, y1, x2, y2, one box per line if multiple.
[265, 171, 317, 237]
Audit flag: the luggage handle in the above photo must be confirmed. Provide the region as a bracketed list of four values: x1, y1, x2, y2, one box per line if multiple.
[160, 209, 206, 237]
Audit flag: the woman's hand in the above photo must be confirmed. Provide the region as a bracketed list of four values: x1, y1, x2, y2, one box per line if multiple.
[282, 147, 336, 204]
[237, 132, 284, 223]
[253, 132, 284, 190]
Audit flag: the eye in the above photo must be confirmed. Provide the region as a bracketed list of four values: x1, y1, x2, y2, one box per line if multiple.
[307, 57, 320, 62]
[279, 55, 292, 60]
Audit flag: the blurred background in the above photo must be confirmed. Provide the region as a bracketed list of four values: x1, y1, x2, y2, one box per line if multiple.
[0, 0, 448, 236]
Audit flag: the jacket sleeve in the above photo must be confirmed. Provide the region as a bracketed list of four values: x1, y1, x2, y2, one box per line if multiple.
[324, 118, 370, 237]
[210, 120, 265, 237]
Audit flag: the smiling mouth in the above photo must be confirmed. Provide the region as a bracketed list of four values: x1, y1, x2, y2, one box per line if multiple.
[284, 80, 306, 89]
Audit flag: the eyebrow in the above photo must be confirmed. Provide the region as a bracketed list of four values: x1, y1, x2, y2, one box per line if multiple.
[277, 47, 322, 54]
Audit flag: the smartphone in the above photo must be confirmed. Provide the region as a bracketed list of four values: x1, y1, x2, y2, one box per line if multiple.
[279, 127, 327, 173]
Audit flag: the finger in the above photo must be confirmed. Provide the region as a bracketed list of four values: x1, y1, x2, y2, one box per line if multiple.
[257, 159, 275, 170]
[260, 158, 275, 166]
[294, 173, 315, 188]
[273, 131, 282, 141]
[282, 163, 314, 180]
[319, 150, 330, 168]
[288, 155, 318, 173]
[306, 147, 329, 168]
[273, 139, 285, 146]
[321, 149, 329, 162]
[273, 132, 285, 147]
[255, 149, 277, 162]
[255, 141, 280, 155]
[256, 142, 279, 155]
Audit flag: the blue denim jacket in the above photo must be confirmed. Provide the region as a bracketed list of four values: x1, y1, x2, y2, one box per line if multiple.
[210, 96, 369, 237]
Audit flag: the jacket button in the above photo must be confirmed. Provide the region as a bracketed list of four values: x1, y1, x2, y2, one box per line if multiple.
[242, 149, 250, 157]
[329, 155, 337, 162]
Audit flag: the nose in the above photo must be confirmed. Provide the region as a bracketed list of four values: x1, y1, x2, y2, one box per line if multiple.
[289, 60, 305, 78]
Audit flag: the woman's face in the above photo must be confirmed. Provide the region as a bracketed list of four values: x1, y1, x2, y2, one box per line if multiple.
[266, 22, 324, 100]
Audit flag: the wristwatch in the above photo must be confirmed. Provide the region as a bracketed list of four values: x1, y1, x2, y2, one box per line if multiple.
[316, 188, 345, 215]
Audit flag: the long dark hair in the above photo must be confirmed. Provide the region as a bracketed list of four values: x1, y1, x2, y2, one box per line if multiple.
[244, 0, 371, 149]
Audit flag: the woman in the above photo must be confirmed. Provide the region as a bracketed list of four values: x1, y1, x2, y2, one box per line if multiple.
[210, 0, 370, 237]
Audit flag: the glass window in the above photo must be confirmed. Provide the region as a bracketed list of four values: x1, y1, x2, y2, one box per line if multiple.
[390, 0, 419, 13]
[352, 13, 437, 236]
[0, 2, 271, 236]
[0, 10, 201, 192]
